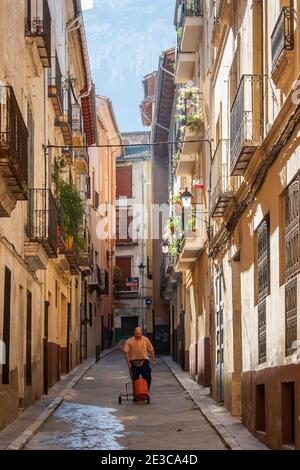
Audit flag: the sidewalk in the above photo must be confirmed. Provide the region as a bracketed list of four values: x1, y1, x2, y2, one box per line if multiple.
[0, 347, 118, 450]
[161, 356, 267, 451]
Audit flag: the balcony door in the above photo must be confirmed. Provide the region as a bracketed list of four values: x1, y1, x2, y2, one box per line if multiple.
[215, 271, 224, 403]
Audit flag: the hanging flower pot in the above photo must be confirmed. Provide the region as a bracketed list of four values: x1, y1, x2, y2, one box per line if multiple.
[65, 235, 74, 251]
[193, 177, 204, 190]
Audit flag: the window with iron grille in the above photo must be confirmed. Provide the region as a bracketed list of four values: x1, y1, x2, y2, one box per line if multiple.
[256, 215, 270, 364]
[285, 175, 299, 356]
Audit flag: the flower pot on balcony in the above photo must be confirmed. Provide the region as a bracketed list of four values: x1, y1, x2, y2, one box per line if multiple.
[65, 235, 74, 251]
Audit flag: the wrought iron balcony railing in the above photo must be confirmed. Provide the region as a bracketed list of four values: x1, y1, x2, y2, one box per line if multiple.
[175, 0, 203, 30]
[165, 254, 176, 275]
[210, 140, 235, 217]
[87, 264, 102, 291]
[48, 55, 64, 114]
[72, 103, 83, 133]
[230, 75, 263, 176]
[0, 86, 29, 200]
[27, 188, 58, 257]
[25, 0, 51, 67]
[271, 7, 294, 71]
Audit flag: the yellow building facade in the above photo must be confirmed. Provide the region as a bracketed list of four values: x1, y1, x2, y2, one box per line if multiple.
[171, 0, 300, 449]
[0, 0, 96, 430]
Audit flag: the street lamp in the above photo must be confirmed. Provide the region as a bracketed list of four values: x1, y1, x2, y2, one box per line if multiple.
[181, 187, 193, 209]
[138, 262, 146, 276]
[161, 241, 169, 254]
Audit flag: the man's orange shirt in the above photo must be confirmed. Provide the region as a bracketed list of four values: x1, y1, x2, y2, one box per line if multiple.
[123, 336, 154, 361]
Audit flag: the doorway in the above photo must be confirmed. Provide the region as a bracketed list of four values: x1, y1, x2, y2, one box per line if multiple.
[215, 272, 224, 403]
[121, 316, 138, 338]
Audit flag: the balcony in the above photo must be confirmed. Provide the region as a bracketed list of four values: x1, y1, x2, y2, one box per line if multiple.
[210, 140, 235, 218]
[56, 204, 80, 275]
[230, 75, 263, 176]
[87, 264, 102, 293]
[48, 56, 63, 116]
[176, 154, 196, 177]
[177, 88, 204, 158]
[174, 212, 206, 271]
[72, 103, 84, 146]
[25, 189, 58, 270]
[74, 149, 88, 175]
[25, 0, 51, 69]
[271, 7, 295, 91]
[211, 0, 232, 47]
[0, 86, 28, 216]
[175, 52, 196, 84]
[175, 0, 203, 53]
[77, 228, 93, 275]
[165, 254, 176, 275]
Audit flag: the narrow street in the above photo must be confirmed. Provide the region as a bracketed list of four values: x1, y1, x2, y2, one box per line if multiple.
[25, 351, 226, 451]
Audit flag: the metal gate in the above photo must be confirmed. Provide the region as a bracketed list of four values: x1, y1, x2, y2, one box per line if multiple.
[215, 272, 224, 402]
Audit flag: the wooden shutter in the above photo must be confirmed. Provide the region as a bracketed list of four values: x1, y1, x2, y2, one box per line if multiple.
[116, 257, 132, 291]
[2, 267, 11, 385]
[116, 166, 132, 198]
[26, 290, 32, 386]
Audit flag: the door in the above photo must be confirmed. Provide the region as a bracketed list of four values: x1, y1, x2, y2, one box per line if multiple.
[43, 301, 49, 395]
[121, 317, 138, 338]
[216, 272, 224, 402]
[179, 311, 185, 370]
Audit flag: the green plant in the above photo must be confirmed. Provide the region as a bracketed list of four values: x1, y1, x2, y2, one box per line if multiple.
[52, 160, 85, 252]
[186, 110, 204, 134]
[113, 266, 122, 292]
[176, 27, 183, 43]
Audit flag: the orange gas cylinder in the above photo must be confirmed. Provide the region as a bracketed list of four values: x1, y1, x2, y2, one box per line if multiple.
[133, 378, 148, 401]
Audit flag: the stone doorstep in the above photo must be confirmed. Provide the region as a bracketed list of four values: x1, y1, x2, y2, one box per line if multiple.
[161, 356, 268, 451]
[6, 347, 119, 451]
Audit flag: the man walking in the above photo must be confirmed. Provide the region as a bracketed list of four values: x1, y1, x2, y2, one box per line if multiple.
[123, 327, 155, 390]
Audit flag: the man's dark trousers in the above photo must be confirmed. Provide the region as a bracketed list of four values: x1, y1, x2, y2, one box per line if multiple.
[130, 360, 152, 390]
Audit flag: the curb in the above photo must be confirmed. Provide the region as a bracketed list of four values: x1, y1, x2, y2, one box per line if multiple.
[160, 356, 266, 451]
[7, 347, 119, 450]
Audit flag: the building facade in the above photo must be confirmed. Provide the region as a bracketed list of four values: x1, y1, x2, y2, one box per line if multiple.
[113, 132, 153, 344]
[166, 0, 300, 450]
[87, 95, 120, 356]
[0, 0, 98, 430]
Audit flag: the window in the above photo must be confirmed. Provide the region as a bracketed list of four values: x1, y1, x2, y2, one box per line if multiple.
[116, 257, 132, 291]
[256, 215, 270, 364]
[116, 208, 133, 244]
[284, 175, 299, 356]
[2, 267, 11, 385]
[116, 166, 132, 198]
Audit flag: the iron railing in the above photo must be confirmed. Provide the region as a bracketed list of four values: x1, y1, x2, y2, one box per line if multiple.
[48, 55, 64, 111]
[72, 103, 82, 133]
[271, 7, 294, 71]
[0, 86, 29, 195]
[87, 264, 102, 289]
[165, 254, 176, 275]
[210, 140, 235, 216]
[27, 188, 58, 256]
[177, 88, 204, 137]
[175, 0, 203, 30]
[230, 75, 263, 173]
[25, 0, 51, 67]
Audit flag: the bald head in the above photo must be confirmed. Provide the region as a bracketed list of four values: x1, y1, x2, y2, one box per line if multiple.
[134, 327, 142, 340]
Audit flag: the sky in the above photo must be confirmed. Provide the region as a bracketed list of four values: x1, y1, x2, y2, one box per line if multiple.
[82, 0, 175, 132]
